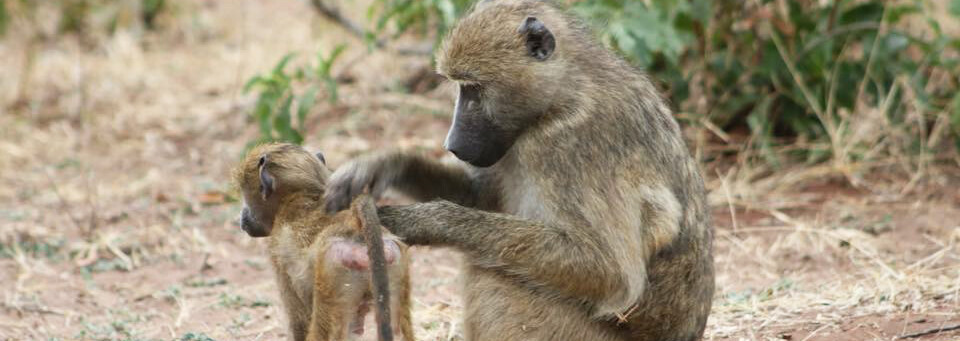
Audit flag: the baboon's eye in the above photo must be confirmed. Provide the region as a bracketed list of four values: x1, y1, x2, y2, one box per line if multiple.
[258, 156, 266, 167]
[459, 84, 482, 111]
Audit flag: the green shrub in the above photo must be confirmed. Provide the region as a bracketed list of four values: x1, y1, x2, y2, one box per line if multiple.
[244, 45, 346, 146]
[362, 0, 960, 166]
[371, 0, 472, 46]
[575, 0, 959, 165]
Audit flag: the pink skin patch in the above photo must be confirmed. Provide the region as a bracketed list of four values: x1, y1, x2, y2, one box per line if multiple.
[328, 238, 400, 271]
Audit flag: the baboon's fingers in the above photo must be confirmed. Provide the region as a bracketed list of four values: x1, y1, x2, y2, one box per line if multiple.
[326, 158, 394, 213]
[323, 189, 350, 213]
[371, 177, 391, 199]
[324, 163, 362, 213]
[348, 173, 372, 207]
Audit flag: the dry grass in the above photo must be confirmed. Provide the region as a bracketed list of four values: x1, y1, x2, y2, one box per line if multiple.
[1, 1, 958, 340]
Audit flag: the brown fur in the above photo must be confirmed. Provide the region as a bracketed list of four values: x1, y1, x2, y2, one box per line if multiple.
[234, 143, 414, 341]
[325, 1, 714, 340]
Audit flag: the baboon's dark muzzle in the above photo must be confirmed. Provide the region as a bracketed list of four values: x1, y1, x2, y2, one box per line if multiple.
[240, 207, 270, 238]
[445, 85, 511, 168]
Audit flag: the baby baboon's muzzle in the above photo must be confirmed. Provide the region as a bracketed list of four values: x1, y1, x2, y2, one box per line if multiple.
[240, 207, 270, 237]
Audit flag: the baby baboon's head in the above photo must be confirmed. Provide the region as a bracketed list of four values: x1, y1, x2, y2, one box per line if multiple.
[234, 143, 330, 237]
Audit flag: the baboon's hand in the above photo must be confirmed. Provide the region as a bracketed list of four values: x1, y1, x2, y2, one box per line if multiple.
[324, 154, 397, 213]
[376, 204, 447, 246]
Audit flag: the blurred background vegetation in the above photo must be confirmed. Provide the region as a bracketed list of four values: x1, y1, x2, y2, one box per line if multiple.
[3, 0, 959, 175]
[245, 0, 960, 184]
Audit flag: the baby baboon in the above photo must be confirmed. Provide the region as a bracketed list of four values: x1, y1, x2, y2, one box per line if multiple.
[325, 1, 714, 340]
[234, 143, 413, 341]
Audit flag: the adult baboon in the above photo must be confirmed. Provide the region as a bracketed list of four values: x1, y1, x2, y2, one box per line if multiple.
[326, 1, 714, 340]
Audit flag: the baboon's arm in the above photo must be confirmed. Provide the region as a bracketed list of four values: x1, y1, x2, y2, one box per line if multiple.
[390, 154, 475, 204]
[325, 152, 476, 212]
[378, 201, 640, 310]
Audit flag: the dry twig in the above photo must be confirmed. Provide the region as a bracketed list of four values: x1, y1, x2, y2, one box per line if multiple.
[308, 0, 431, 56]
[897, 323, 960, 339]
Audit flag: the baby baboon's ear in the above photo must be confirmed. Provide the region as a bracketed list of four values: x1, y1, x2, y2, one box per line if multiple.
[518, 16, 555, 61]
[315, 152, 326, 165]
[258, 156, 275, 200]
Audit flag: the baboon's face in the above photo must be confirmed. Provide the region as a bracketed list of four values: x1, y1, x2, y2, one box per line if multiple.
[236, 144, 328, 237]
[439, 13, 558, 167]
[240, 155, 279, 237]
[240, 154, 280, 238]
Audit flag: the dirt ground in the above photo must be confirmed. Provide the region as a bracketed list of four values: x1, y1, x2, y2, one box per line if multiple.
[1, 1, 958, 340]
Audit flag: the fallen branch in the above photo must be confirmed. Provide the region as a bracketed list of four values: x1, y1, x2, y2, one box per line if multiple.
[308, 0, 432, 56]
[1, 302, 70, 316]
[897, 323, 960, 339]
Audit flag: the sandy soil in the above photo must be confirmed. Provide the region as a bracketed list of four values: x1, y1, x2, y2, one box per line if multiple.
[1, 1, 958, 340]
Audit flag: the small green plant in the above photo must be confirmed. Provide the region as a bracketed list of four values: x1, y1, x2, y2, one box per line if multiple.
[0, 0, 37, 38]
[216, 292, 271, 308]
[156, 285, 182, 304]
[59, 0, 168, 35]
[217, 292, 245, 308]
[86, 257, 130, 272]
[178, 332, 215, 341]
[572, 0, 706, 66]
[370, 0, 472, 46]
[0, 1, 9, 36]
[243, 45, 346, 146]
[75, 309, 148, 340]
[184, 276, 227, 288]
[0, 237, 64, 260]
[141, 0, 166, 29]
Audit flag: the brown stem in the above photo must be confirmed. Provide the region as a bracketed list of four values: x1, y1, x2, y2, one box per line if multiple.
[308, 0, 431, 56]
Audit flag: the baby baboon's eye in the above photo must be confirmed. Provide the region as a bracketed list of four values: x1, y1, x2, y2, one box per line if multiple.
[258, 156, 266, 166]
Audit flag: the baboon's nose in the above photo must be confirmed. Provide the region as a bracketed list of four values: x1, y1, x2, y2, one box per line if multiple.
[446, 145, 462, 159]
[444, 140, 464, 158]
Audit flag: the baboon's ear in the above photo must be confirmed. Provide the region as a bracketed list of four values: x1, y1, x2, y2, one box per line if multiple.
[518, 16, 555, 61]
[315, 152, 326, 165]
[258, 156, 275, 200]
